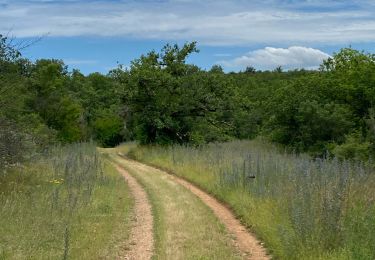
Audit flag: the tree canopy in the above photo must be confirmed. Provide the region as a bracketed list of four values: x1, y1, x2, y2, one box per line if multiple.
[1, 36, 375, 160]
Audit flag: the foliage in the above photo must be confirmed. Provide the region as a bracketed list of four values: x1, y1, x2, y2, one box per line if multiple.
[332, 132, 371, 161]
[93, 110, 124, 147]
[0, 34, 21, 62]
[0, 119, 28, 172]
[225, 48, 375, 158]
[0, 35, 126, 152]
[121, 42, 234, 144]
[1, 37, 375, 157]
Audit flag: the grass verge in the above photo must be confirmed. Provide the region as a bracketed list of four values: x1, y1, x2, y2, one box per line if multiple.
[0, 143, 133, 259]
[127, 140, 375, 260]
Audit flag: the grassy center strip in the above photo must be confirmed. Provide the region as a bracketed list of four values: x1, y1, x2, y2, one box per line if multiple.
[110, 152, 241, 260]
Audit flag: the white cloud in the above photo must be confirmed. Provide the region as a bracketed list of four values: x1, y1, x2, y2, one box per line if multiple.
[0, 1, 375, 46]
[221, 46, 331, 70]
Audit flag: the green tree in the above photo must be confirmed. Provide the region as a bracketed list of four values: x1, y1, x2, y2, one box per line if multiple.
[121, 42, 233, 144]
[93, 110, 124, 147]
[27, 59, 84, 142]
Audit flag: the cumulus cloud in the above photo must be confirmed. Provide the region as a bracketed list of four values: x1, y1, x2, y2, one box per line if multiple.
[221, 46, 331, 70]
[0, 0, 375, 45]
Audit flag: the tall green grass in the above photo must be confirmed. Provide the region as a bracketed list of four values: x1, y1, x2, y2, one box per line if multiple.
[0, 143, 132, 259]
[129, 140, 375, 259]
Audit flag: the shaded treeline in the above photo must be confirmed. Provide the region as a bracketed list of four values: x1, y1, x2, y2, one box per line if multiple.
[1, 36, 375, 168]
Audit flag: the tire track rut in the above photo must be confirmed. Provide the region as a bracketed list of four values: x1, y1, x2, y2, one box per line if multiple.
[116, 155, 269, 260]
[115, 165, 154, 260]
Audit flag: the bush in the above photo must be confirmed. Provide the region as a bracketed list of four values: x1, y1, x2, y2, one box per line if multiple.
[332, 132, 371, 161]
[93, 112, 124, 147]
[0, 118, 29, 173]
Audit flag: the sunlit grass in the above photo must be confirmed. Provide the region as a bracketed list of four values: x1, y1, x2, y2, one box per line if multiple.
[129, 140, 375, 259]
[0, 143, 133, 259]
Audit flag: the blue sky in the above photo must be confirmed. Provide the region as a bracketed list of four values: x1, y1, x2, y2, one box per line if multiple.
[1, 0, 375, 74]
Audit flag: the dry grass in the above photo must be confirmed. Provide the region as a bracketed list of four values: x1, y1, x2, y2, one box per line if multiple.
[128, 140, 375, 260]
[0, 143, 133, 259]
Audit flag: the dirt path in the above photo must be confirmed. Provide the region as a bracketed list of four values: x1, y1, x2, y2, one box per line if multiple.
[115, 165, 154, 260]
[171, 175, 269, 260]
[111, 154, 241, 259]
[114, 154, 269, 260]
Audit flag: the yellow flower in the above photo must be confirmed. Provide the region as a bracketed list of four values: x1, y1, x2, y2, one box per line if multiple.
[49, 179, 64, 184]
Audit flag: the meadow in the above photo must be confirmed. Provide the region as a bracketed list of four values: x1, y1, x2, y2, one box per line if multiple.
[2, 33, 375, 259]
[0, 143, 132, 259]
[129, 140, 375, 259]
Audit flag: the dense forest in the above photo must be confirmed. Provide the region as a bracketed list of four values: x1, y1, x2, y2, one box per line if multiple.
[1, 35, 375, 171]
